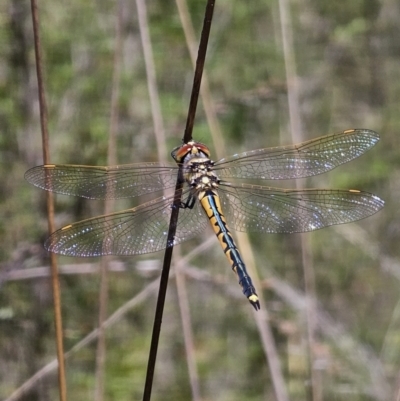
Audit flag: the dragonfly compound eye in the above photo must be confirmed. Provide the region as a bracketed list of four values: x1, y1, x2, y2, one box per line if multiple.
[171, 141, 211, 163]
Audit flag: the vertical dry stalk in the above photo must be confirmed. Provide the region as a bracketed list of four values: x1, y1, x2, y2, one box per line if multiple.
[94, 2, 124, 401]
[236, 233, 290, 401]
[142, 1, 215, 400]
[135, 0, 166, 162]
[175, 0, 224, 154]
[277, 0, 321, 399]
[29, 1, 67, 400]
[135, 0, 201, 398]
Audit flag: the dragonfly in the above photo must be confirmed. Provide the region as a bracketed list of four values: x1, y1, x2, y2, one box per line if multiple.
[25, 129, 384, 310]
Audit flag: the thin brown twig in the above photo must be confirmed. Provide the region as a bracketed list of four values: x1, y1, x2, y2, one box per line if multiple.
[182, 0, 215, 144]
[277, 0, 320, 399]
[173, 268, 201, 400]
[175, 0, 224, 155]
[29, 1, 67, 400]
[94, 2, 123, 400]
[236, 233, 290, 401]
[136, 0, 201, 397]
[3, 261, 126, 282]
[136, 0, 167, 162]
[142, 1, 215, 400]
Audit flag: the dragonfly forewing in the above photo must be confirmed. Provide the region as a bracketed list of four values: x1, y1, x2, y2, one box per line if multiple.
[218, 183, 384, 234]
[45, 191, 208, 257]
[214, 129, 379, 180]
[25, 163, 178, 199]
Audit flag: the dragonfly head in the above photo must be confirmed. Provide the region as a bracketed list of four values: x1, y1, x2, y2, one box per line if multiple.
[171, 141, 211, 164]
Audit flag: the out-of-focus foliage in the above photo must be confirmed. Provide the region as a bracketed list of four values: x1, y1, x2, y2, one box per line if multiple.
[0, 0, 398, 400]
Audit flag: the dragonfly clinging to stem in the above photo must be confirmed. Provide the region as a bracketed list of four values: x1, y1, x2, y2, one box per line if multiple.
[25, 129, 384, 310]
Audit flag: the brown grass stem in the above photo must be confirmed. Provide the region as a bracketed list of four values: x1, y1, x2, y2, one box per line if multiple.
[29, 1, 67, 400]
[94, 2, 123, 401]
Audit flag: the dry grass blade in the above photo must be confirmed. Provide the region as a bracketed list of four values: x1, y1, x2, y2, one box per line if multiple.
[136, 0, 167, 162]
[277, 0, 321, 398]
[236, 233, 290, 401]
[94, 2, 123, 401]
[29, 1, 67, 400]
[175, 0, 225, 153]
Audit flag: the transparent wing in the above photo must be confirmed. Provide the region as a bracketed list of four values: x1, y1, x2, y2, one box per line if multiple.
[25, 163, 178, 199]
[218, 182, 384, 234]
[214, 129, 379, 180]
[45, 190, 208, 256]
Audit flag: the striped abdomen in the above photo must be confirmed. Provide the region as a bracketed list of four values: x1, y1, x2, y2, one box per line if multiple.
[199, 189, 260, 310]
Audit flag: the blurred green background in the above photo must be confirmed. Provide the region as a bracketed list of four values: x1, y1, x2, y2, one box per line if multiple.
[0, 0, 398, 400]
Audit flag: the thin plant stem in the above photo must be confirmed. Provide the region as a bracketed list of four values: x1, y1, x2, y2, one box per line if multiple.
[94, 2, 123, 400]
[175, 0, 224, 153]
[173, 269, 201, 400]
[29, 1, 67, 400]
[277, 0, 320, 399]
[136, 0, 167, 162]
[182, 0, 215, 144]
[136, 0, 201, 397]
[236, 233, 290, 401]
[142, 1, 215, 400]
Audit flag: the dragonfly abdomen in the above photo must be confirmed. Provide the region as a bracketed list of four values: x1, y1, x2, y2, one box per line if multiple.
[199, 189, 260, 310]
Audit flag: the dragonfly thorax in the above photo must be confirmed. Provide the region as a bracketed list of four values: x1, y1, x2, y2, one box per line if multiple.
[184, 158, 220, 191]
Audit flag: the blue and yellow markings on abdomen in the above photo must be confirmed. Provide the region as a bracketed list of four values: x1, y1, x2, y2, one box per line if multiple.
[199, 189, 260, 310]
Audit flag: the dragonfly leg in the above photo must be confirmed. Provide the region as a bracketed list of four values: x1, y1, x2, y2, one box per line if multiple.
[180, 194, 196, 209]
[170, 193, 196, 210]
